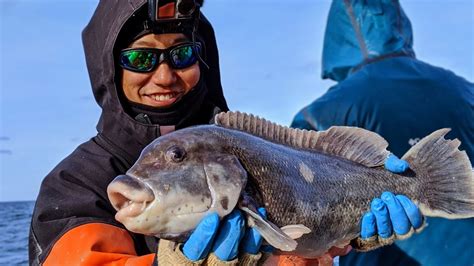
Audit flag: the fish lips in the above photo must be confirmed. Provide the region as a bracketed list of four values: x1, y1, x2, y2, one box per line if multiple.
[108, 173, 214, 236]
[107, 174, 155, 222]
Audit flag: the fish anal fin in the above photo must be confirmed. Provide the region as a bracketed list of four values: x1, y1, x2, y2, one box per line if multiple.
[280, 224, 311, 239]
[239, 206, 297, 251]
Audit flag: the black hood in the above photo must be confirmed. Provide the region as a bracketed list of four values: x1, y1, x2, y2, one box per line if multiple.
[29, 2, 229, 263]
[82, 0, 228, 162]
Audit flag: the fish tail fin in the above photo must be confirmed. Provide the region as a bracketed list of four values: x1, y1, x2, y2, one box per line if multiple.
[402, 128, 474, 219]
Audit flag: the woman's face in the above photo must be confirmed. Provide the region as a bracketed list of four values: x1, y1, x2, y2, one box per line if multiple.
[121, 33, 200, 108]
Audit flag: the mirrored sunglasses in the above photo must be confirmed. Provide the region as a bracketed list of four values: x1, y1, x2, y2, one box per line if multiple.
[119, 42, 201, 72]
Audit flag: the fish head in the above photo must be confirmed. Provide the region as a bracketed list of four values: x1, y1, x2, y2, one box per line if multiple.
[107, 127, 247, 239]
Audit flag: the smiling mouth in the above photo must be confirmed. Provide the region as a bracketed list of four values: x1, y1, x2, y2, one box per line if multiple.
[144, 92, 183, 107]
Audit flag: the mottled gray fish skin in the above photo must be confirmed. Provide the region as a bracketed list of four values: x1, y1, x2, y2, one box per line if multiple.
[107, 112, 474, 258]
[203, 126, 414, 256]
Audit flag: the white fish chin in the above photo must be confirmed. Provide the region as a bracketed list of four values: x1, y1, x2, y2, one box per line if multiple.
[120, 187, 215, 236]
[123, 208, 213, 237]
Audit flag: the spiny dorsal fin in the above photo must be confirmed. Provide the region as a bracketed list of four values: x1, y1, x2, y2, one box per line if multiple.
[215, 111, 390, 167]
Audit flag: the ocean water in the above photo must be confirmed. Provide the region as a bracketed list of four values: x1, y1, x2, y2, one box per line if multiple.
[0, 201, 34, 265]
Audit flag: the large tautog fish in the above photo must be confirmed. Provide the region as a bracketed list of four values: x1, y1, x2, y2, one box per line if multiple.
[107, 111, 474, 258]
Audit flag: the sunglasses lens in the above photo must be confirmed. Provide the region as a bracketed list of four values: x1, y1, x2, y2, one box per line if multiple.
[170, 45, 198, 69]
[120, 50, 157, 72]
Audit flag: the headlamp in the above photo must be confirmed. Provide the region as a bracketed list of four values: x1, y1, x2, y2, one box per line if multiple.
[146, 0, 208, 69]
[148, 0, 201, 24]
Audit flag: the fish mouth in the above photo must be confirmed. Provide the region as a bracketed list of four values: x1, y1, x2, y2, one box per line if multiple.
[107, 174, 155, 222]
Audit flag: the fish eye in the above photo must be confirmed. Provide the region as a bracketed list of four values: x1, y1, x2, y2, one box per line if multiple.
[166, 145, 186, 162]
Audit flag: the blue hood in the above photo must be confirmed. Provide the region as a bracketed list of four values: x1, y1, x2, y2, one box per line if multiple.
[322, 0, 415, 81]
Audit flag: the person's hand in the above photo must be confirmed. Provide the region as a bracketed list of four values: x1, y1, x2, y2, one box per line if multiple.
[384, 154, 409, 173]
[360, 191, 423, 242]
[182, 208, 268, 262]
[351, 154, 424, 252]
[182, 210, 243, 261]
[376, 154, 423, 237]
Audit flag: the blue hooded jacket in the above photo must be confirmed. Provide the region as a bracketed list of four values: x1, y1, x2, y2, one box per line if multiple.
[291, 0, 474, 265]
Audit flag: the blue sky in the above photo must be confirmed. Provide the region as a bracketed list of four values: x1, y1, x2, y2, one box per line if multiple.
[0, 0, 473, 202]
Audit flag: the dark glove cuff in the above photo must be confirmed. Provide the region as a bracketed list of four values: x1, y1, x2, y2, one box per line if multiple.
[205, 253, 239, 265]
[157, 240, 204, 265]
[352, 218, 427, 252]
[203, 252, 264, 266]
[351, 234, 395, 252]
[239, 252, 263, 265]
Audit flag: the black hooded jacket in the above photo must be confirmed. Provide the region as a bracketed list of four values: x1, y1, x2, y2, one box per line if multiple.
[29, 1, 228, 265]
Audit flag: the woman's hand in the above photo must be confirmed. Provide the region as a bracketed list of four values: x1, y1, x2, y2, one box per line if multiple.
[363, 153, 423, 239]
[182, 208, 268, 262]
[352, 153, 423, 251]
[361, 191, 423, 240]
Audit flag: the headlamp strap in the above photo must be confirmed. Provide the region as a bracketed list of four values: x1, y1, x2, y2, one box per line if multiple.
[148, 0, 200, 23]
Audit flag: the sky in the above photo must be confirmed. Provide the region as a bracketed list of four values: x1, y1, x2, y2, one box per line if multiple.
[0, 0, 473, 202]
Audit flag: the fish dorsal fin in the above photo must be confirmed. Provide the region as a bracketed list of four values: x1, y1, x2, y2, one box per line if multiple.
[215, 111, 390, 167]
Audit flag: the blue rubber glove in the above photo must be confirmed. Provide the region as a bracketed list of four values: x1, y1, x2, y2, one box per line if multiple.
[211, 210, 246, 260]
[183, 208, 268, 261]
[182, 212, 221, 261]
[360, 154, 421, 239]
[240, 207, 270, 254]
[361, 154, 423, 239]
[384, 154, 409, 173]
[361, 192, 423, 239]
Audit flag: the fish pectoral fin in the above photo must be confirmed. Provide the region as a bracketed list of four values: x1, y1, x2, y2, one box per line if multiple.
[280, 224, 311, 239]
[240, 206, 298, 251]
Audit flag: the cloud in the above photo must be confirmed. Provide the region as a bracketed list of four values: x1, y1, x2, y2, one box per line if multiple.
[1, 2, 19, 13]
[0, 150, 13, 155]
[0, 137, 10, 141]
[263, 72, 273, 80]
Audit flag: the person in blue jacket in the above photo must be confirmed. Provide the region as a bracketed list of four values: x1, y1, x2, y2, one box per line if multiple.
[292, 0, 474, 265]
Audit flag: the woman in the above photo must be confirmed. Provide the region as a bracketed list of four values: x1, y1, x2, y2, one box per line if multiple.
[29, 1, 421, 265]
